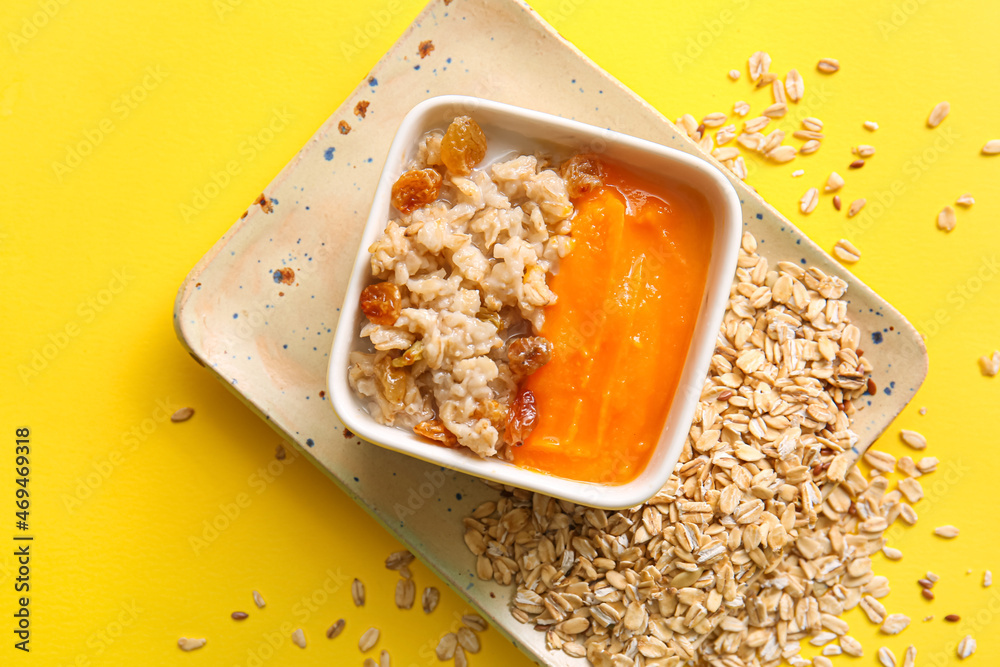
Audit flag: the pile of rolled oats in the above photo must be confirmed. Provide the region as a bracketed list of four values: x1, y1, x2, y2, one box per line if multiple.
[463, 232, 933, 666]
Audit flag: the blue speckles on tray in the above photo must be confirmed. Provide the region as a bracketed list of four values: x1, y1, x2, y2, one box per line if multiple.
[756, 213, 763, 220]
[368, 77, 377, 86]
[872, 331, 884, 344]
[324, 147, 335, 161]
[456, 493, 462, 500]
[306, 438, 315, 447]
[233, 313, 238, 319]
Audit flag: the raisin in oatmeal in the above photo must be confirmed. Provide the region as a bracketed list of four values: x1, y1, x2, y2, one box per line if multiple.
[348, 116, 599, 459]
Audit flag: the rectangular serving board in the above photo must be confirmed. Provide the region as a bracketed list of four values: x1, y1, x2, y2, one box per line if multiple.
[173, 1, 928, 664]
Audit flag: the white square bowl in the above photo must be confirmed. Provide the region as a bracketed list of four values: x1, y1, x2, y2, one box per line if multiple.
[328, 95, 742, 509]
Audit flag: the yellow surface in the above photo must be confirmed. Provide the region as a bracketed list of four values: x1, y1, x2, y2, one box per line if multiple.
[1, 0, 999, 664]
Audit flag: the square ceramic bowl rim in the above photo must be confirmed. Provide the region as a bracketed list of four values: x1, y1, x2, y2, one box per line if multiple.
[328, 95, 742, 509]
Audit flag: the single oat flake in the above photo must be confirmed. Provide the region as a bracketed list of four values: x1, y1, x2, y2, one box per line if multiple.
[928, 101, 950, 127]
[825, 171, 845, 192]
[956, 193, 975, 207]
[834, 239, 861, 263]
[983, 140, 1000, 154]
[937, 206, 957, 231]
[178, 637, 207, 652]
[728, 69, 741, 80]
[878, 646, 897, 667]
[817, 58, 840, 73]
[934, 525, 960, 538]
[957, 635, 977, 659]
[848, 198, 867, 217]
[749, 51, 772, 81]
[800, 187, 819, 214]
[979, 350, 1000, 376]
[786, 69, 804, 102]
[291, 628, 306, 649]
[900, 429, 927, 450]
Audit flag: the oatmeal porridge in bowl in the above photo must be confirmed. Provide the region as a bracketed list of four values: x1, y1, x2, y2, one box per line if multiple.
[329, 96, 742, 508]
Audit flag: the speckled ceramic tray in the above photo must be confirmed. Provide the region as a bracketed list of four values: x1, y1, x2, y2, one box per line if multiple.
[173, 1, 928, 664]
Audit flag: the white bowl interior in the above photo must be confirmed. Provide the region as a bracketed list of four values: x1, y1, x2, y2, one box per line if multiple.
[329, 95, 741, 509]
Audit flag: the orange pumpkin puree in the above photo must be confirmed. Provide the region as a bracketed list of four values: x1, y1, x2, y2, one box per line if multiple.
[511, 162, 714, 484]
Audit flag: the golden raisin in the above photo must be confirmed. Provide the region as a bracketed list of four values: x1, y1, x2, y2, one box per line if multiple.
[391, 340, 424, 367]
[359, 282, 401, 326]
[391, 168, 442, 213]
[374, 354, 407, 404]
[508, 336, 553, 376]
[560, 154, 604, 199]
[505, 389, 538, 446]
[414, 419, 458, 447]
[440, 116, 487, 176]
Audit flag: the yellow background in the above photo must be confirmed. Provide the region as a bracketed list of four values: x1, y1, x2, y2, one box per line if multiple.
[2, 0, 999, 664]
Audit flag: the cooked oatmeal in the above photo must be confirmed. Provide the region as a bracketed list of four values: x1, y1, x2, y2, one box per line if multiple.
[348, 116, 583, 458]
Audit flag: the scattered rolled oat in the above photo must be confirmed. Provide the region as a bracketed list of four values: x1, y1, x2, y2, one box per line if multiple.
[825, 171, 845, 192]
[359, 627, 380, 652]
[817, 58, 840, 73]
[878, 646, 897, 667]
[919, 406, 927, 415]
[841, 635, 864, 657]
[171, 407, 195, 423]
[703, 112, 728, 127]
[983, 140, 1000, 154]
[881, 614, 911, 635]
[772, 78, 786, 104]
[927, 101, 950, 128]
[728, 69, 741, 80]
[985, 570, 993, 587]
[956, 193, 975, 207]
[385, 550, 415, 570]
[395, 577, 416, 609]
[814, 656, 834, 667]
[436, 632, 458, 660]
[898, 477, 924, 503]
[291, 628, 306, 649]
[734, 100, 750, 116]
[900, 429, 927, 450]
[792, 169, 805, 177]
[916, 456, 939, 473]
[731, 156, 748, 180]
[937, 205, 956, 231]
[865, 121, 879, 131]
[763, 102, 787, 118]
[716, 124, 736, 145]
[457, 627, 480, 654]
[252, 590, 266, 608]
[326, 619, 346, 639]
[767, 145, 796, 162]
[903, 645, 917, 667]
[957, 635, 977, 659]
[178, 637, 206, 652]
[834, 239, 861, 263]
[364, 659, 377, 667]
[854, 144, 876, 157]
[979, 351, 1000, 376]
[883, 546, 903, 560]
[421, 586, 440, 614]
[800, 187, 819, 214]
[934, 525, 960, 538]
[462, 614, 487, 632]
[793, 129, 824, 141]
[785, 68, 804, 102]
[801, 139, 821, 154]
[749, 51, 772, 81]
[803, 117, 824, 132]
[744, 116, 770, 133]
[712, 146, 740, 161]
[848, 198, 867, 217]
[380, 648, 391, 667]
[454, 647, 468, 667]
[352, 579, 366, 606]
